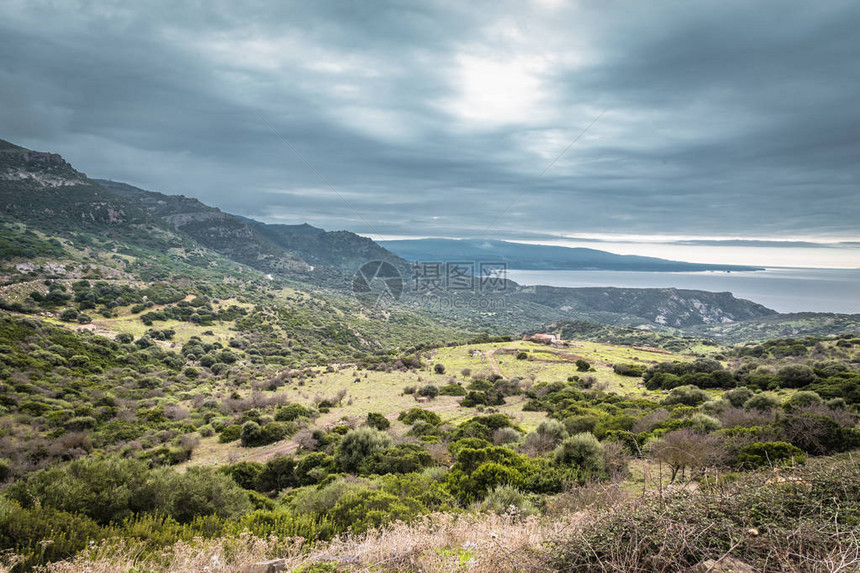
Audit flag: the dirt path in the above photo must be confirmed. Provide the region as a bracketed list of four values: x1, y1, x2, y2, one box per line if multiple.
[242, 440, 300, 463]
[485, 348, 509, 380]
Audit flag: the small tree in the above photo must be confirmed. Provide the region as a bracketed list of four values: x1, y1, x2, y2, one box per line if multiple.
[650, 429, 724, 482]
[434, 363, 446, 375]
[418, 384, 439, 399]
[59, 308, 79, 322]
[240, 421, 262, 447]
[576, 359, 591, 372]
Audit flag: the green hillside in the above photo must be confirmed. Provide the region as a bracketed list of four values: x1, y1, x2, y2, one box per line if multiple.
[0, 138, 857, 573]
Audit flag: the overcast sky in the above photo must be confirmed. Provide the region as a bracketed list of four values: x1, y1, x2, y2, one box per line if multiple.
[1, 0, 859, 266]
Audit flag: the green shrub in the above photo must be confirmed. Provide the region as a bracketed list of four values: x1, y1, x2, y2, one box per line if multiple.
[744, 392, 781, 412]
[240, 421, 263, 447]
[5, 457, 154, 524]
[466, 462, 524, 499]
[452, 414, 516, 442]
[335, 427, 392, 473]
[724, 387, 754, 408]
[662, 385, 710, 406]
[5, 457, 251, 526]
[538, 419, 569, 443]
[330, 488, 426, 533]
[365, 412, 391, 430]
[398, 408, 442, 426]
[555, 433, 605, 475]
[221, 461, 264, 490]
[613, 363, 645, 377]
[563, 415, 598, 435]
[477, 485, 539, 517]
[684, 413, 721, 433]
[275, 403, 315, 421]
[0, 501, 103, 569]
[439, 383, 467, 396]
[460, 390, 487, 408]
[448, 437, 492, 457]
[218, 424, 242, 443]
[737, 442, 805, 469]
[60, 308, 79, 322]
[66, 415, 97, 431]
[785, 390, 823, 410]
[150, 466, 252, 523]
[255, 456, 297, 492]
[777, 364, 816, 388]
[359, 444, 434, 475]
[418, 384, 439, 399]
[295, 453, 336, 486]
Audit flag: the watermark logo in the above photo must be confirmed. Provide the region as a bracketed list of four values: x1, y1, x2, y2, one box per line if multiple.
[411, 261, 508, 293]
[352, 260, 404, 307]
[353, 260, 508, 309]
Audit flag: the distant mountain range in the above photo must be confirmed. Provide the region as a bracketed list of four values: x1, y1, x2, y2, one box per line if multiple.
[381, 238, 762, 272]
[4, 136, 854, 339]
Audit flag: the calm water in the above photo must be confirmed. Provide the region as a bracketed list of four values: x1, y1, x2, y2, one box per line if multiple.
[505, 268, 860, 314]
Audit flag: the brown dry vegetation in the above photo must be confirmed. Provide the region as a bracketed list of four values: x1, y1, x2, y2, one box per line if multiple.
[33, 456, 860, 573]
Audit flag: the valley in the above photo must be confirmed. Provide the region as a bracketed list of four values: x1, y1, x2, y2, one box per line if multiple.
[0, 138, 857, 573]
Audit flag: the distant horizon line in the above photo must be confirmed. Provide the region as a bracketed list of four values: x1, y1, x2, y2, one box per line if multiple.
[370, 234, 860, 270]
[373, 234, 860, 248]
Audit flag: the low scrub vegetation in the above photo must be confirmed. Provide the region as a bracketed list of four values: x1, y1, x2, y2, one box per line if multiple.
[0, 304, 857, 571]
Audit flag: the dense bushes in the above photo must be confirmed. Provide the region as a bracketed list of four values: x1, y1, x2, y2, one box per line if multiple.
[6, 457, 251, 525]
[643, 359, 731, 390]
[240, 421, 297, 447]
[398, 407, 442, 426]
[613, 363, 644, 377]
[737, 441, 805, 468]
[0, 305, 856, 572]
[275, 403, 315, 421]
[359, 444, 434, 475]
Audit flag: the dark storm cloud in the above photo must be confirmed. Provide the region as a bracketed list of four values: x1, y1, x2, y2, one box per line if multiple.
[1, 0, 859, 242]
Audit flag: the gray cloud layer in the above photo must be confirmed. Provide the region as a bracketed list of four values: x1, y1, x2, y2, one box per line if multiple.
[1, 0, 859, 242]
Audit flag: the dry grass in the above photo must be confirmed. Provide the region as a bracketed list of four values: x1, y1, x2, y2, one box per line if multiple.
[41, 534, 296, 573]
[37, 512, 582, 573]
[301, 512, 581, 573]
[33, 457, 860, 573]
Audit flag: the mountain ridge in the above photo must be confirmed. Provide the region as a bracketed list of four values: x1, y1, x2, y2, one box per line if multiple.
[0, 137, 839, 336]
[381, 237, 763, 272]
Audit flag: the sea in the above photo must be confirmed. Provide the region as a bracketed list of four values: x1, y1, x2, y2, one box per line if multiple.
[504, 268, 860, 314]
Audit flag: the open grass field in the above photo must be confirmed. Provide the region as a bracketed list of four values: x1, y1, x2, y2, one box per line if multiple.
[181, 338, 707, 468]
